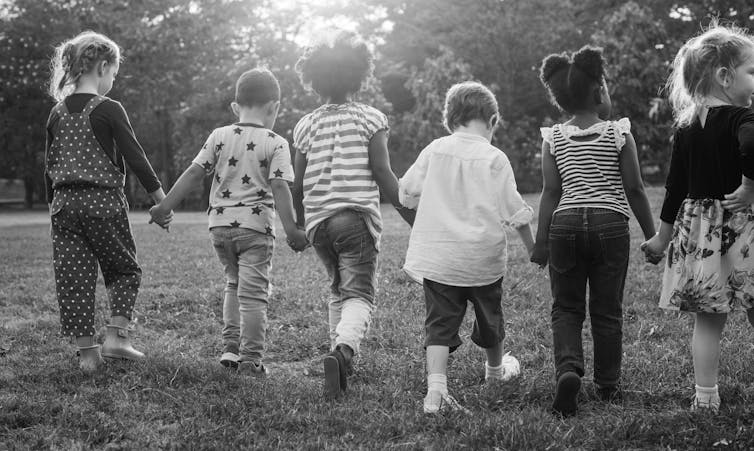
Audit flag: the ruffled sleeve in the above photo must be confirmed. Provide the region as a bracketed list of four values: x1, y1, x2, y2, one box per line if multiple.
[540, 127, 556, 154]
[613, 117, 631, 152]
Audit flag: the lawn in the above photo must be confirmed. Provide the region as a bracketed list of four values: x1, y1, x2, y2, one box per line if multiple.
[1, 187, 754, 450]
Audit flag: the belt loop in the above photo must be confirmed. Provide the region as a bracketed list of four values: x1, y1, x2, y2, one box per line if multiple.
[582, 207, 588, 227]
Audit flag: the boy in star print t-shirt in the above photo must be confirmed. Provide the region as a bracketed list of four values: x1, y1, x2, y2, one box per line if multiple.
[150, 68, 307, 375]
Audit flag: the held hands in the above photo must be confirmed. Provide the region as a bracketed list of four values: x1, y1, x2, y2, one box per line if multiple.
[148, 203, 173, 232]
[640, 234, 666, 265]
[286, 228, 309, 252]
[530, 242, 548, 269]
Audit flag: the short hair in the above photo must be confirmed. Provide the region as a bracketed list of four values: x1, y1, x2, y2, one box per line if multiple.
[235, 68, 280, 107]
[667, 23, 754, 127]
[442, 81, 499, 133]
[539, 46, 606, 114]
[48, 31, 121, 101]
[295, 30, 373, 100]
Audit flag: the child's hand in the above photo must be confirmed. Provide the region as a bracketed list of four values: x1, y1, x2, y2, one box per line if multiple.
[148, 204, 173, 232]
[722, 184, 754, 213]
[640, 235, 666, 265]
[286, 228, 309, 252]
[530, 242, 548, 268]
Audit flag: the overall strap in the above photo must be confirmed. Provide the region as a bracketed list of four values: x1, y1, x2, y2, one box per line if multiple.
[82, 95, 107, 117]
[52, 100, 68, 116]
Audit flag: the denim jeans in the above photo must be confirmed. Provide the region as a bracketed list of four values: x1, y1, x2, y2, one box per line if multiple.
[312, 209, 378, 353]
[210, 227, 273, 362]
[548, 207, 629, 387]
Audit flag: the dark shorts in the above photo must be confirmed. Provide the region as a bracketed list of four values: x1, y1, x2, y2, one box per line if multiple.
[423, 277, 505, 352]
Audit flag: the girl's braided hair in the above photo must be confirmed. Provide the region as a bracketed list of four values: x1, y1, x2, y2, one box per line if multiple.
[48, 31, 121, 102]
[539, 46, 606, 114]
[295, 30, 373, 100]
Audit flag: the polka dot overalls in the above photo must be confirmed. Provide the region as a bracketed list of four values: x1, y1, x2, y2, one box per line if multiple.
[47, 96, 141, 337]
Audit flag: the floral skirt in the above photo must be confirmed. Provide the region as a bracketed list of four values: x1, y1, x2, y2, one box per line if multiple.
[660, 198, 754, 313]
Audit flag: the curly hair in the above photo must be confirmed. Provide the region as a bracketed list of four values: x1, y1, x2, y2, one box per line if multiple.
[667, 23, 754, 127]
[48, 31, 121, 102]
[539, 46, 606, 114]
[295, 30, 374, 101]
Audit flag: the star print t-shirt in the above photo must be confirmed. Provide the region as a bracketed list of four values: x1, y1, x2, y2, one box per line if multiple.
[192, 123, 293, 236]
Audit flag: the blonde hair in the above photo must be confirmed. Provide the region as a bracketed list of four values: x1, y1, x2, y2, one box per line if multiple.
[443, 81, 498, 133]
[48, 31, 121, 102]
[667, 23, 754, 127]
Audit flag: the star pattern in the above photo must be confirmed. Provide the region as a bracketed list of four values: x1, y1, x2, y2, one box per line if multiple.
[215, 206, 225, 215]
[268, 132, 276, 138]
[228, 156, 238, 166]
[265, 225, 273, 235]
[202, 161, 213, 171]
[251, 205, 262, 215]
[241, 174, 251, 184]
[234, 202, 244, 207]
[259, 159, 268, 168]
[273, 169, 284, 178]
[256, 189, 267, 198]
[233, 127, 242, 135]
[215, 174, 221, 183]
[215, 142, 224, 151]
[222, 189, 231, 198]
[246, 141, 256, 151]
[230, 220, 241, 228]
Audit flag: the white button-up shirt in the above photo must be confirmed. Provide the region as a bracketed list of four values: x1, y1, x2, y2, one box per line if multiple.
[399, 132, 533, 286]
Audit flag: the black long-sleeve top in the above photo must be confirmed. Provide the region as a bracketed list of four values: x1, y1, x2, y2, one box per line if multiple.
[44, 93, 161, 203]
[660, 106, 754, 223]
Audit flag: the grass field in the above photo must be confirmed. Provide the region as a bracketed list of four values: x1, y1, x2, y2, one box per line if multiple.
[2, 187, 754, 450]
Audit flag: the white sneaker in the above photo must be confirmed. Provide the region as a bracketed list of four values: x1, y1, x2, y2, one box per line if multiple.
[486, 352, 520, 382]
[691, 393, 720, 412]
[220, 352, 239, 368]
[423, 390, 471, 415]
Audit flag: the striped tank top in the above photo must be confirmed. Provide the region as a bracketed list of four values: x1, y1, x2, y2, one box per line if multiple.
[541, 118, 631, 217]
[293, 102, 389, 248]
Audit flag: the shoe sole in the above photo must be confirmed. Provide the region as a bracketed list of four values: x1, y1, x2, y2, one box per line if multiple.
[323, 355, 342, 399]
[220, 359, 239, 369]
[552, 372, 581, 416]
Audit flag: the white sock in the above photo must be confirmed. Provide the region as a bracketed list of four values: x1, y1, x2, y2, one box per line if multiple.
[427, 373, 447, 395]
[695, 384, 719, 400]
[485, 362, 504, 380]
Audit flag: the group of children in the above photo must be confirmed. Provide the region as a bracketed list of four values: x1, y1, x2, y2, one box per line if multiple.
[44, 23, 754, 416]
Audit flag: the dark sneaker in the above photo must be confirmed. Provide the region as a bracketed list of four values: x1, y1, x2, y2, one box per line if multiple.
[552, 372, 581, 417]
[324, 349, 348, 399]
[596, 384, 623, 403]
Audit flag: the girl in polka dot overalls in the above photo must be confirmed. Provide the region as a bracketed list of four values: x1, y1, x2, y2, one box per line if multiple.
[45, 31, 172, 373]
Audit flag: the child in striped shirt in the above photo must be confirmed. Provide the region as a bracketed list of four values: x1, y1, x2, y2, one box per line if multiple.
[291, 30, 410, 399]
[532, 46, 656, 416]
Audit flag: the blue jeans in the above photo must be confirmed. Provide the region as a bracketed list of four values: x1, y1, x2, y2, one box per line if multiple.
[312, 209, 378, 352]
[210, 227, 273, 362]
[548, 208, 629, 387]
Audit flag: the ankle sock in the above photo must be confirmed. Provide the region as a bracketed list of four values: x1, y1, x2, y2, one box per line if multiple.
[694, 384, 720, 407]
[427, 373, 447, 395]
[485, 362, 504, 380]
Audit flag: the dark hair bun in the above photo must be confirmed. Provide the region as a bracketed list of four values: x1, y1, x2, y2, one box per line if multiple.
[572, 46, 605, 80]
[540, 52, 570, 83]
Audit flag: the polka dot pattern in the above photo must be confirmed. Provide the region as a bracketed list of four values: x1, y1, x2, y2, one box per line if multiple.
[46, 95, 142, 337]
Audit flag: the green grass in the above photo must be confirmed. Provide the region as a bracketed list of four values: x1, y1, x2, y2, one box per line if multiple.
[2, 187, 754, 450]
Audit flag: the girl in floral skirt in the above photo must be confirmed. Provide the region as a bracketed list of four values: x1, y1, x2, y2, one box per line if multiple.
[642, 24, 754, 411]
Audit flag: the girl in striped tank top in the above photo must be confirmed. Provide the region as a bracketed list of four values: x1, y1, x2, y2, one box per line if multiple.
[291, 30, 411, 399]
[531, 46, 656, 416]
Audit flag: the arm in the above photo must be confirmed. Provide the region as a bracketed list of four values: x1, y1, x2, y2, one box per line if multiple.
[619, 133, 656, 240]
[368, 130, 415, 225]
[148, 163, 205, 226]
[722, 115, 754, 212]
[292, 149, 307, 229]
[530, 141, 561, 267]
[271, 179, 308, 251]
[516, 223, 535, 255]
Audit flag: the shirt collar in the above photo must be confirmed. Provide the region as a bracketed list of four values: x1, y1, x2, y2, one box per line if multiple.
[234, 122, 265, 128]
[451, 131, 490, 143]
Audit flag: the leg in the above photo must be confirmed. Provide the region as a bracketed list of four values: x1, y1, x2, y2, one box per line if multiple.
[468, 279, 519, 381]
[692, 312, 727, 388]
[235, 231, 273, 368]
[312, 228, 342, 350]
[210, 228, 241, 366]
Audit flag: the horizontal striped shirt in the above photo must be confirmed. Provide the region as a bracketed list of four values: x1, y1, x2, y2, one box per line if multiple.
[293, 102, 388, 248]
[541, 118, 631, 217]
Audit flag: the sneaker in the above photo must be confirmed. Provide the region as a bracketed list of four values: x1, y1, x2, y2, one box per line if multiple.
[423, 390, 471, 415]
[551, 371, 581, 417]
[238, 360, 268, 377]
[691, 393, 720, 412]
[220, 352, 239, 369]
[323, 349, 348, 399]
[596, 384, 623, 403]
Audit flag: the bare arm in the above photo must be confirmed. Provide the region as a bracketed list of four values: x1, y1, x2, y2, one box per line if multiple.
[150, 163, 204, 218]
[619, 133, 656, 240]
[271, 179, 308, 250]
[368, 130, 415, 225]
[530, 141, 561, 267]
[292, 149, 307, 229]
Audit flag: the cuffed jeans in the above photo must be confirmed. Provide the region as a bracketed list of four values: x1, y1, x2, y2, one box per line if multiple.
[210, 227, 273, 362]
[548, 207, 629, 387]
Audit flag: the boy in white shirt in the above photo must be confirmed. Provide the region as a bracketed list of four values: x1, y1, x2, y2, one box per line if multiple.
[399, 81, 535, 414]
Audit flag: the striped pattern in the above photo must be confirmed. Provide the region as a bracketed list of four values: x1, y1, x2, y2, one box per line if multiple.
[549, 121, 630, 217]
[293, 103, 388, 248]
